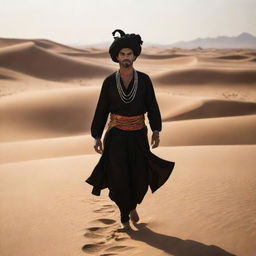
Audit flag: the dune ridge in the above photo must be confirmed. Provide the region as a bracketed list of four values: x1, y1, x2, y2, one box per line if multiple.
[0, 73, 15, 80]
[140, 53, 189, 59]
[163, 98, 256, 121]
[0, 88, 98, 141]
[0, 135, 94, 164]
[62, 51, 109, 58]
[215, 55, 249, 60]
[161, 114, 256, 146]
[0, 42, 113, 81]
[154, 67, 256, 85]
[158, 93, 256, 121]
[0, 37, 87, 53]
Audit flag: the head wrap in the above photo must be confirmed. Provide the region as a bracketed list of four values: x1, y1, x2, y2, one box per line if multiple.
[109, 29, 143, 63]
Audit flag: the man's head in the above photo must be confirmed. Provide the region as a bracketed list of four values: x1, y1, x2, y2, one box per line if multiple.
[116, 48, 136, 68]
[109, 29, 143, 63]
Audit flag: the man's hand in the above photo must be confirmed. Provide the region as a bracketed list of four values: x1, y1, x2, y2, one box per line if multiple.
[151, 131, 160, 149]
[94, 139, 103, 154]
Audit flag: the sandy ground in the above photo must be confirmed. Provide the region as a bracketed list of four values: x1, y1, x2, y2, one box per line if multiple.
[0, 37, 256, 256]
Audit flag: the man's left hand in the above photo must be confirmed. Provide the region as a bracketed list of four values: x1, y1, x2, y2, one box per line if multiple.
[151, 131, 160, 149]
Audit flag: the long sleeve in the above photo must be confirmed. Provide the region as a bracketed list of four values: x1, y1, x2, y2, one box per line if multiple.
[146, 75, 162, 132]
[91, 78, 110, 139]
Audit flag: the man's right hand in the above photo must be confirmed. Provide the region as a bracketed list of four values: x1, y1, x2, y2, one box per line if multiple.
[94, 139, 103, 154]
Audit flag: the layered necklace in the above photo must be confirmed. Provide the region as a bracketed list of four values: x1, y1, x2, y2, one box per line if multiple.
[115, 69, 138, 104]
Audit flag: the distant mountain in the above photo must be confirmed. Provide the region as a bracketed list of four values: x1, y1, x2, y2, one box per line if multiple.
[71, 33, 256, 50]
[166, 32, 256, 49]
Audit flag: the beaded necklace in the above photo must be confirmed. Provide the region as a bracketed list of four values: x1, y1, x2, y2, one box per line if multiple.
[115, 69, 138, 104]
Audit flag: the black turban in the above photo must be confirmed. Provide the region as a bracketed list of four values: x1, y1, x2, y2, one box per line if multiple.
[109, 29, 143, 63]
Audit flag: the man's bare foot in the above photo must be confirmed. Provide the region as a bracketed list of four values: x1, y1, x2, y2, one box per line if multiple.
[130, 209, 139, 223]
[117, 221, 131, 232]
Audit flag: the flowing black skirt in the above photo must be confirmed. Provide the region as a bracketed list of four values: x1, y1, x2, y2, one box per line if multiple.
[86, 126, 175, 205]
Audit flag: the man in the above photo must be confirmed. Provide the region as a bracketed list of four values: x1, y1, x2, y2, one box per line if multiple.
[86, 29, 175, 231]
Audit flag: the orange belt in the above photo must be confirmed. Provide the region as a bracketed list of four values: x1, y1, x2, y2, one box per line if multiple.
[108, 113, 146, 131]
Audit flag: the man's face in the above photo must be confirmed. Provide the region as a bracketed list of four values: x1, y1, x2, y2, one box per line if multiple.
[116, 48, 136, 68]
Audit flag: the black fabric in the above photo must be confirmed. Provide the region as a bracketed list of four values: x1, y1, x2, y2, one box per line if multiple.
[107, 128, 149, 202]
[86, 70, 175, 222]
[91, 70, 162, 139]
[106, 129, 144, 223]
[86, 127, 175, 204]
[109, 29, 143, 62]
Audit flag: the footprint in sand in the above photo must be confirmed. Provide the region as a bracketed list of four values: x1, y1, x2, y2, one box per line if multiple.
[82, 241, 105, 253]
[100, 254, 117, 256]
[97, 218, 116, 225]
[85, 226, 112, 235]
[114, 236, 128, 241]
[83, 200, 133, 254]
[84, 231, 105, 239]
[83, 218, 132, 254]
[94, 203, 116, 213]
[85, 226, 119, 242]
[104, 245, 134, 252]
[102, 204, 114, 208]
[94, 208, 115, 213]
[87, 226, 109, 232]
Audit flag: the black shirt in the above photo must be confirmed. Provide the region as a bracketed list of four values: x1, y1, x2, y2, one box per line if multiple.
[91, 70, 162, 139]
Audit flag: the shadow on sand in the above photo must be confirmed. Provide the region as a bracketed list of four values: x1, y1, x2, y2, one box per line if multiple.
[127, 223, 236, 256]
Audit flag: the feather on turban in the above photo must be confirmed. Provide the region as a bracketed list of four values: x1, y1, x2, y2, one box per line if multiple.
[109, 29, 143, 63]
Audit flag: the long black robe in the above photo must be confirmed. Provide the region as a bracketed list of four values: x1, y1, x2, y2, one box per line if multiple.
[86, 70, 175, 203]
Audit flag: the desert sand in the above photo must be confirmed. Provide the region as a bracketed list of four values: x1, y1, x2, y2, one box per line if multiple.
[0, 38, 256, 256]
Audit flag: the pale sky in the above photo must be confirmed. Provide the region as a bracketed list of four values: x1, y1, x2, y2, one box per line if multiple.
[1, 0, 255, 46]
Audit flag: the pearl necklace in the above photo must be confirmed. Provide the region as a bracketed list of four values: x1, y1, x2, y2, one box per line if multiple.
[115, 70, 138, 104]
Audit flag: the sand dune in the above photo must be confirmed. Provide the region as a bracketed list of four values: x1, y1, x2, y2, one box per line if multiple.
[0, 135, 94, 164]
[0, 38, 34, 48]
[158, 93, 256, 121]
[140, 53, 189, 59]
[0, 67, 86, 97]
[0, 66, 37, 81]
[154, 67, 256, 85]
[137, 56, 198, 70]
[244, 51, 256, 56]
[0, 87, 99, 142]
[1, 146, 255, 256]
[1, 87, 255, 142]
[215, 55, 249, 60]
[62, 51, 109, 58]
[0, 37, 87, 53]
[1, 114, 255, 164]
[161, 114, 256, 146]
[0, 73, 15, 80]
[1, 41, 256, 256]
[0, 42, 112, 81]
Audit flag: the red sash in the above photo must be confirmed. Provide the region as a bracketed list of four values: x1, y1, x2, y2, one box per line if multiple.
[108, 113, 146, 131]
